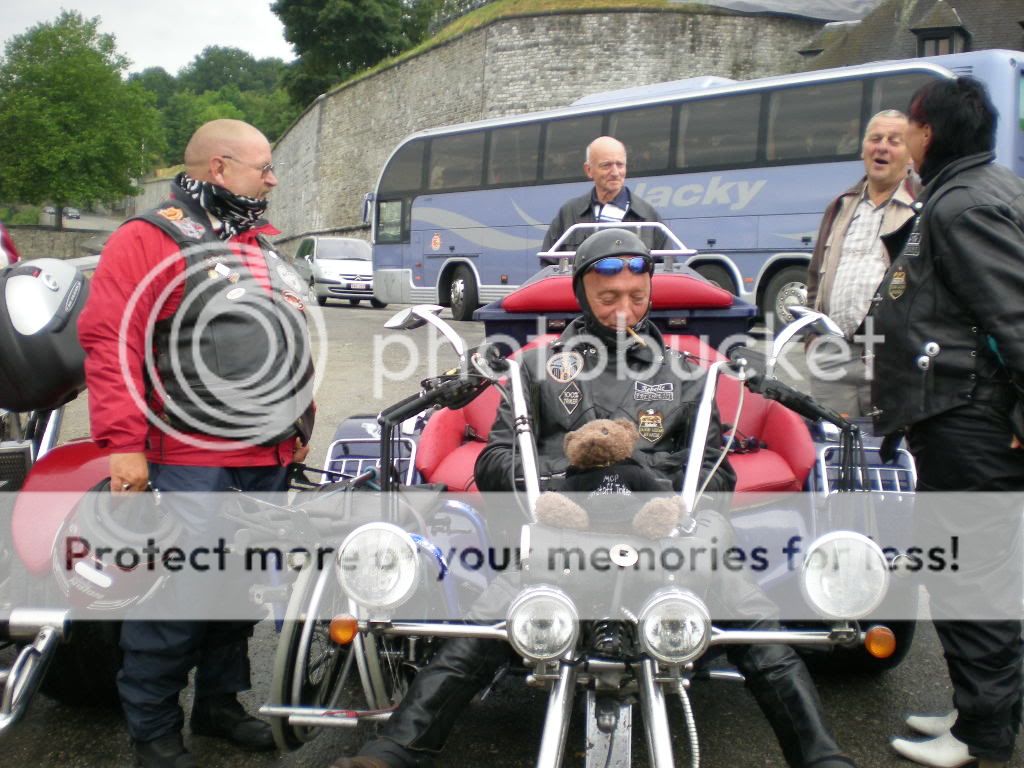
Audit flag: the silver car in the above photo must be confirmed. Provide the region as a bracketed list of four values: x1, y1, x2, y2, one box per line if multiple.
[296, 236, 386, 308]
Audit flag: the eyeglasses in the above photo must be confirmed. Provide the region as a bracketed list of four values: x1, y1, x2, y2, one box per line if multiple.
[589, 256, 649, 276]
[221, 155, 277, 176]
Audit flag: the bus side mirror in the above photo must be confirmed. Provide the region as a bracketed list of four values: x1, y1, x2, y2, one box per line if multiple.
[362, 192, 374, 225]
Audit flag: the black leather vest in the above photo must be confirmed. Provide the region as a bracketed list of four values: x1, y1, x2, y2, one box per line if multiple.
[131, 199, 314, 446]
[870, 154, 1014, 436]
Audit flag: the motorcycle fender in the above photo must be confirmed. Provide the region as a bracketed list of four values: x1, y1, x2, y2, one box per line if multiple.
[12, 440, 110, 575]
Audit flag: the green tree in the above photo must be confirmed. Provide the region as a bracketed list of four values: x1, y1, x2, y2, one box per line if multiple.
[162, 89, 247, 164]
[134, 48, 299, 164]
[178, 46, 287, 94]
[0, 11, 165, 228]
[129, 66, 178, 110]
[273, 0, 440, 107]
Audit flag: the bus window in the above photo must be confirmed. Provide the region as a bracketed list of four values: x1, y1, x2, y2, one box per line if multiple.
[379, 140, 426, 195]
[871, 72, 938, 114]
[429, 132, 485, 191]
[609, 105, 672, 174]
[767, 80, 862, 161]
[487, 123, 540, 186]
[376, 199, 405, 244]
[677, 93, 760, 170]
[543, 114, 603, 181]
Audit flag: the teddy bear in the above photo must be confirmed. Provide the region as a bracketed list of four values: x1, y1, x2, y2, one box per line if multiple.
[533, 418, 690, 539]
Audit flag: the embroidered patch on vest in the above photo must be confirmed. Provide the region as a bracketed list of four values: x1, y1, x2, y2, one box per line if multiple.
[171, 217, 206, 240]
[282, 290, 305, 311]
[634, 381, 674, 402]
[156, 207, 184, 222]
[637, 409, 664, 443]
[547, 351, 583, 383]
[277, 264, 304, 292]
[558, 381, 582, 414]
[888, 269, 907, 300]
[903, 228, 921, 258]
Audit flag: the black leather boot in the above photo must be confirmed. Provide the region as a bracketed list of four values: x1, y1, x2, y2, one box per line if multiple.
[132, 733, 197, 768]
[738, 643, 855, 767]
[361, 636, 509, 758]
[190, 693, 275, 752]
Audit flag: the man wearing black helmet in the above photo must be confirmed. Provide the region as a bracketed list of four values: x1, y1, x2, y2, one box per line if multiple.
[335, 229, 854, 768]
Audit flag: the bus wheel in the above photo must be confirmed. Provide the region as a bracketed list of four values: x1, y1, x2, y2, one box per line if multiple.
[348, 299, 361, 306]
[449, 266, 478, 321]
[762, 266, 807, 326]
[370, 298, 387, 309]
[695, 264, 736, 294]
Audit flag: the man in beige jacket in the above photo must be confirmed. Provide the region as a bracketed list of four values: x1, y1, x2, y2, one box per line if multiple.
[805, 110, 920, 417]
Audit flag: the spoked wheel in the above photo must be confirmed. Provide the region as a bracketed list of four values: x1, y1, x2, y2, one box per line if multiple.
[269, 564, 414, 750]
[271, 564, 356, 750]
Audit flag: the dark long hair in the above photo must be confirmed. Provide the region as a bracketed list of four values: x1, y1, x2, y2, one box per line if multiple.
[908, 76, 997, 183]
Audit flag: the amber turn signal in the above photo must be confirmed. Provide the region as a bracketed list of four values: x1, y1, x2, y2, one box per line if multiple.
[329, 615, 359, 645]
[864, 625, 896, 659]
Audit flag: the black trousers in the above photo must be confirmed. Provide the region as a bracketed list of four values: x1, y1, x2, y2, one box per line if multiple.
[908, 399, 1024, 762]
[118, 463, 287, 741]
[361, 571, 851, 767]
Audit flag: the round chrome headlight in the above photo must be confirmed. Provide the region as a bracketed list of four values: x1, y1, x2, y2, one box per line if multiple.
[638, 588, 711, 666]
[506, 586, 579, 662]
[801, 531, 889, 620]
[335, 523, 420, 611]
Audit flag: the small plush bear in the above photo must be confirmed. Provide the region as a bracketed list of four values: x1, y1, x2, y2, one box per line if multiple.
[533, 418, 688, 539]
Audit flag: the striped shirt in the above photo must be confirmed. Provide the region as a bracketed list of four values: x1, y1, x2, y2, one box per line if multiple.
[830, 192, 892, 338]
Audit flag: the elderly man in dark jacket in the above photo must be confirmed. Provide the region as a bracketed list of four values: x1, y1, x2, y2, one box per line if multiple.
[873, 77, 1024, 768]
[541, 136, 669, 252]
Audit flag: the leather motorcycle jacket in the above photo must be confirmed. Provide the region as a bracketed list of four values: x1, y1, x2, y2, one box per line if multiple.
[475, 317, 735, 493]
[133, 195, 315, 446]
[871, 152, 1024, 436]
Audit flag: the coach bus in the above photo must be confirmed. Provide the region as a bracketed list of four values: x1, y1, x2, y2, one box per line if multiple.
[367, 49, 1024, 321]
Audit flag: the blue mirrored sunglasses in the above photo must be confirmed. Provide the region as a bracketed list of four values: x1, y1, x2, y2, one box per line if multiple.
[590, 256, 649, 276]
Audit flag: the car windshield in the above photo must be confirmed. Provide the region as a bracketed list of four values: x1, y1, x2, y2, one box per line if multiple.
[318, 240, 370, 260]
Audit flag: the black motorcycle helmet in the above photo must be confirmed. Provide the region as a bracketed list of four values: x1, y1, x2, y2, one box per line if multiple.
[571, 229, 655, 343]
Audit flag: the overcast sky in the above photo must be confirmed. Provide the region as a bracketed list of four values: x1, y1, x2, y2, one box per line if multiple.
[5, 1, 295, 75]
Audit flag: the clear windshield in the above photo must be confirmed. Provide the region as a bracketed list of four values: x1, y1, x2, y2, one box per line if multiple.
[318, 240, 371, 260]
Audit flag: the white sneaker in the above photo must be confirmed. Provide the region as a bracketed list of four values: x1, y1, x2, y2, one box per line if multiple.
[890, 731, 972, 768]
[905, 710, 958, 737]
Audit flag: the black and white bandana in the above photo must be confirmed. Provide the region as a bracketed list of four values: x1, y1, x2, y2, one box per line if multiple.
[175, 172, 268, 240]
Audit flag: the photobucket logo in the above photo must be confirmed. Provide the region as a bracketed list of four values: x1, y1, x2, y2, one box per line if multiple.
[368, 313, 888, 398]
[118, 242, 327, 450]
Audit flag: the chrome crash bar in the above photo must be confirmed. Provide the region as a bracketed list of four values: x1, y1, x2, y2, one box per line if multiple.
[0, 609, 70, 736]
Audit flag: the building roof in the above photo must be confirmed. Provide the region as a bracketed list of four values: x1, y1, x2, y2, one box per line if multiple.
[800, 0, 1024, 70]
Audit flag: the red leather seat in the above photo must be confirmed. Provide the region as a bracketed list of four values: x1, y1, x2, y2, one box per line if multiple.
[415, 386, 501, 492]
[416, 335, 815, 496]
[664, 335, 815, 494]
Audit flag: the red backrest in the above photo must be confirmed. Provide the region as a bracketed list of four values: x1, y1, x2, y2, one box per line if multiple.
[501, 273, 733, 313]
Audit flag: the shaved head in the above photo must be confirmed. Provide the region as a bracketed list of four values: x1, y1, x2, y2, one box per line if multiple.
[183, 119, 276, 198]
[184, 119, 270, 180]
